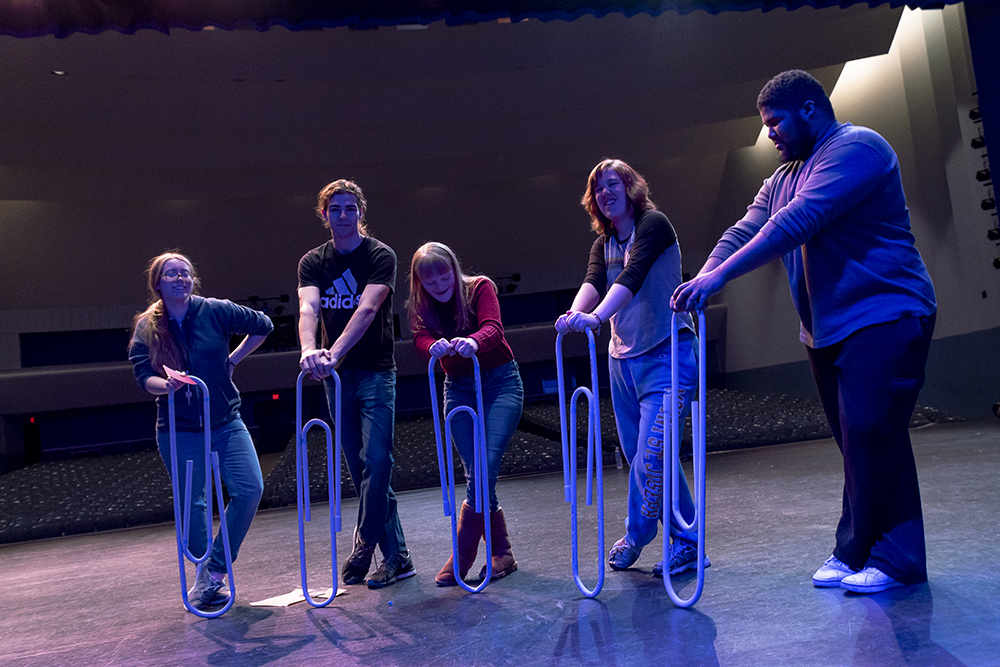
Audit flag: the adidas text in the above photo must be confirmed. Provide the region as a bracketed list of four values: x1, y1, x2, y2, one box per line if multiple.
[321, 294, 362, 309]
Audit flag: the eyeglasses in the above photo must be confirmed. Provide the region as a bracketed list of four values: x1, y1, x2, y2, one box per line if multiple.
[161, 269, 192, 281]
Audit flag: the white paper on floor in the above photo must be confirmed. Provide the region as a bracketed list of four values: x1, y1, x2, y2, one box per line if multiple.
[250, 588, 345, 607]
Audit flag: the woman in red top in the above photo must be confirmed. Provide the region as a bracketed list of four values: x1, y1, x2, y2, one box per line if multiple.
[409, 242, 524, 586]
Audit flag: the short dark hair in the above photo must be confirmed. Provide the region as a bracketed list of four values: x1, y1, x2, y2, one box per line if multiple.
[757, 70, 835, 117]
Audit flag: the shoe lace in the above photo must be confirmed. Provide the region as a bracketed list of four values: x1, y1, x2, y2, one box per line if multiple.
[610, 538, 631, 555]
[205, 577, 225, 593]
[670, 542, 696, 564]
[351, 541, 377, 563]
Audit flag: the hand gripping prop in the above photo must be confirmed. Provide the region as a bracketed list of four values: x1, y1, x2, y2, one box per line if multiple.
[428, 354, 492, 593]
[555, 328, 605, 598]
[295, 370, 342, 607]
[167, 375, 235, 618]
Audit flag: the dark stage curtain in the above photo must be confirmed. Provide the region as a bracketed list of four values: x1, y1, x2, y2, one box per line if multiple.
[0, 0, 968, 38]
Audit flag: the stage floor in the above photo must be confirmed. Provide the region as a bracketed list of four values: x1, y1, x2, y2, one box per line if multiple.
[2, 421, 997, 667]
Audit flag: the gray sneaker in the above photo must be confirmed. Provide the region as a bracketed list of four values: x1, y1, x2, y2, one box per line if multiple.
[188, 564, 230, 609]
[653, 538, 711, 577]
[367, 552, 416, 588]
[342, 535, 378, 585]
[608, 536, 641, 570]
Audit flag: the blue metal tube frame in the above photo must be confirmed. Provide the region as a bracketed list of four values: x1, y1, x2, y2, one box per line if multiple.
[427, 354, 492, 593]
[662, 309, 708, 607]
[167, 375, 235, 618]
[555, 328, 605, 598]
[295, 370, 342, 607]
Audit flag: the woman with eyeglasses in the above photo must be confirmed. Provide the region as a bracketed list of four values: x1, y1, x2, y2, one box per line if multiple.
[129, 251, 273, 611]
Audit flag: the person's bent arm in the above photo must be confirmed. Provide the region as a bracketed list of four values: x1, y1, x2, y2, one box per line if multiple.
[142, 374, 191, 396]
[671, 233, 783, 312]
[413, 326, 452, 359]
[228, 334, 269, 377]
[327, 283, 391, 369]
[563, 283, 633, 332]
[297, 285, 328, 379]
[555, 283, 600, 333]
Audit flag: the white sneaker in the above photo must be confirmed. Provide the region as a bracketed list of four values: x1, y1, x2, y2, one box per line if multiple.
[840, 567, 903, 594]
[812, 555, 857, 587]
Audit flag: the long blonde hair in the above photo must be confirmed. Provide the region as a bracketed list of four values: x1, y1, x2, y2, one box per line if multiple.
[130, 251, 200, 373]
[407, 242, 494, 337]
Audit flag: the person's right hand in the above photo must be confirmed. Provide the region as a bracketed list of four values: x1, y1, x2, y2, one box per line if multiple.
[671, 269, 725, 313]
[300, 348, 331, 380]
[557, 310, 598, 333]
[429, 338, 453, 358]
[555, 311, 574, 333]
[164, 375, 188, 393]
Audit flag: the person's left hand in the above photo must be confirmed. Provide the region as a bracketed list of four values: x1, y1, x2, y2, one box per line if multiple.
[564, 311, 599, 332]
[429, 338, 452, 358]
[450, 337, 479, 358]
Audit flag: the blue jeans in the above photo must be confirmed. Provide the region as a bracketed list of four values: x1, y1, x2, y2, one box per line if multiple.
[157, 417, 263, 574]
[444, 361, 524, 512]
[325, 369, 406, 557]
[808, 314, 935, 585]
[610, 333, 698, 550]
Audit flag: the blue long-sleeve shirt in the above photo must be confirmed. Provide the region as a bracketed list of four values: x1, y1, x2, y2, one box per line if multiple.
[130, 295, 273, 432]
[711, 122, 936, 348]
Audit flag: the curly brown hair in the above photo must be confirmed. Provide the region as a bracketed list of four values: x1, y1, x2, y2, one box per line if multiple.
[580, 159, 656, 236]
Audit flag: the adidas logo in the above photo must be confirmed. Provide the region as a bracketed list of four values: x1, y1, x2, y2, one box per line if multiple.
[320, 269, 363, 310]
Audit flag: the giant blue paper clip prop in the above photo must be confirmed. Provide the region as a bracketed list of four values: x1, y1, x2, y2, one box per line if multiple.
[295, 370, 342, 607]
[662, 309, 708, 607]
[427, 353, 492, 593]
[167, 375, 235, 618]
[555, 328, 605, 598]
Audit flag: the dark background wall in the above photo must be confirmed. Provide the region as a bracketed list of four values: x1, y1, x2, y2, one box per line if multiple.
[1, 5, 997, 470]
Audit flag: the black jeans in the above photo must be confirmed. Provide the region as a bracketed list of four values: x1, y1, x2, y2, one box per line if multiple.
[807, 313, 936, 585]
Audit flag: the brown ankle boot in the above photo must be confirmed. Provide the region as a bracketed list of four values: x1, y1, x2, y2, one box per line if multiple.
[435, 501, 485, 586]
[479, 507, 518, 580]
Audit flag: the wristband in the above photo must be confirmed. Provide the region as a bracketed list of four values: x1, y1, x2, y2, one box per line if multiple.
[590, 312, 602, 335]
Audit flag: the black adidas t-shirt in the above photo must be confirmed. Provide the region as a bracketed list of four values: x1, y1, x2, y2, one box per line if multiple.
[297, 237, 396, 372]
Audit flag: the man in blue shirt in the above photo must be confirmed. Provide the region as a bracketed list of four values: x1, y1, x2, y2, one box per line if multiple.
[673, 70, 936, 594]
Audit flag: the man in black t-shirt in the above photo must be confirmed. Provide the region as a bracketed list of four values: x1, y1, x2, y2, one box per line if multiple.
[297, 179, 412, 588]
